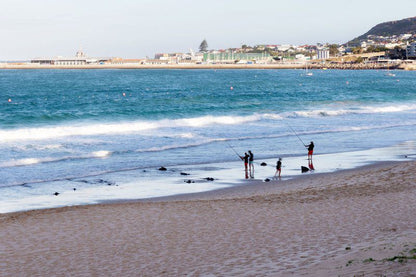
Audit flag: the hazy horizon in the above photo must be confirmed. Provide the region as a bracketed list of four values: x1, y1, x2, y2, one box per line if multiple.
[0, 0, 415, 60]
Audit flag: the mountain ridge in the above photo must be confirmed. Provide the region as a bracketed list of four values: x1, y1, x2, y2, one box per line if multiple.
[348, 16, 416, 44]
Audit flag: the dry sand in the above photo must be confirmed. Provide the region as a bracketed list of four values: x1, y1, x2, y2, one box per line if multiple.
[1, 161, 415, 276]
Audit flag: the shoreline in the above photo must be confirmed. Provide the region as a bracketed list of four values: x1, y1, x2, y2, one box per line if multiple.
[1, 62, 415, 70]
[1, 160, 415, 276]
[1, 141, 414, 214]
[132, 160, 407, 203]
[3, 159, 410, 214]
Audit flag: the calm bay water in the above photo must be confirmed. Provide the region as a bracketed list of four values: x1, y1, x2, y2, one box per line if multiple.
[0, 69, 415, 212]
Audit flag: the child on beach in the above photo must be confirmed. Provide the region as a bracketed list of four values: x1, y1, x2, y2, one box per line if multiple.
[275, 158, 282, 179]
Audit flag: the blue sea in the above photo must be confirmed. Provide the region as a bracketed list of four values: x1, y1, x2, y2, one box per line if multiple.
[0, 69, 415, 213]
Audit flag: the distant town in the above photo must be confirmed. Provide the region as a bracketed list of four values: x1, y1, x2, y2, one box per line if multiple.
[1, 33, 416, 70]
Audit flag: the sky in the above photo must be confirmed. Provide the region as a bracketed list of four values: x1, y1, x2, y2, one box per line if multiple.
[0, 0, 415, 60]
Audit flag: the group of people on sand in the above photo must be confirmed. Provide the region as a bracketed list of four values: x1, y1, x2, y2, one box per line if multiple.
[239, 141, 314, 180]
[240, 150, 254, 179]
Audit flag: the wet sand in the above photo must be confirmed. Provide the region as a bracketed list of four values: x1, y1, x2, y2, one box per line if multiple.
[1, 161, 415, 276]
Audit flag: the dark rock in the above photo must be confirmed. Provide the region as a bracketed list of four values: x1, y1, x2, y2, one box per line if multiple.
[264, 178, 270, 182]
[184, 180, 194, 183]
[180, 172, 190, 176]
[54, 192, 60, 196]
[301, 166, 309, 173]
[158, 166, 167, 171]
[260, 162, 267, 166]
[204, 177, 215, 181]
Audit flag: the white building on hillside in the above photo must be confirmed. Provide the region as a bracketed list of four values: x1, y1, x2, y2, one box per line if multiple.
[316, 48, 330, 60]
[407, 42, 416, 59]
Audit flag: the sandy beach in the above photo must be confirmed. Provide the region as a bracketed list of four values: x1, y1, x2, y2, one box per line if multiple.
[1, 161, 415, 276]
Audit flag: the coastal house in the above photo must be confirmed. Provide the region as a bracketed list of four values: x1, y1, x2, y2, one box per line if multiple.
[295, 54, 308, 61]
[154, 52, 203, 64]
[276, 45, 292, 52]
[407, 42, 416, 59]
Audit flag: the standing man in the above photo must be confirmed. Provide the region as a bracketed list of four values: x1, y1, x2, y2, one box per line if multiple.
[248, 150, 254, 178]
[306, 141, 314, 160]
[308, 159, 315, 171]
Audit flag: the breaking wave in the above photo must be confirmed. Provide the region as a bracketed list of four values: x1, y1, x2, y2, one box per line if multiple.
[0, 103, 415, 143]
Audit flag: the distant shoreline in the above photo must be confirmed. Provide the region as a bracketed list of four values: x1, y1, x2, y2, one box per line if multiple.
[1, 62, 415, 70]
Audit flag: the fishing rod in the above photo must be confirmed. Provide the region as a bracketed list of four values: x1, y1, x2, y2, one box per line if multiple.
[285, 123, 306, 147]
[226, 142, 242, 159]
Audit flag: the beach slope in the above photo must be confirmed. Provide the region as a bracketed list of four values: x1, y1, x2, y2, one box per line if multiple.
[1, 161, 416, 276]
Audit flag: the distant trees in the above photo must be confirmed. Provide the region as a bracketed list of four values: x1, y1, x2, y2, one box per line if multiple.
[365, 45, 388, 53]
[352, 47, 363, 54]
[199, 39, 208, 52]
[355, 56, 364, 63]
[328, 44, 339, 56]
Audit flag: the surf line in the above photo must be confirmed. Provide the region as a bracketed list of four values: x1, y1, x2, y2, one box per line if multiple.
[7, 165, 155, 188]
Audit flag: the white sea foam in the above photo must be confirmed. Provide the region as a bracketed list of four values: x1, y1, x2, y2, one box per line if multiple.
[0, 157, 57, 167]
[174, 114, 262, 127]
[283, 103, 416, 119]
[0, 115, 262, 143]
[92, 150, 112, 158]
[2, 158, 46, 168]
[159, 132, 197, 139]
[0, 122, 158, 143]
[0, 150, 112, 168]
[13, 158, 40, 166]
[361, 104, 416, 113]
[26, 144, 63, 150]
[1, 103, 415, 144]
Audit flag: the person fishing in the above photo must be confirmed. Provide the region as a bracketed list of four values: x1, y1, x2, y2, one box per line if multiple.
[308, 159, 315, 171]
[240, 152, 249, 179]
[306, 141, 314, 160]
[248, 150, 254, 178]
[274, 158, 282, 179]
[287, 123, 313, 160]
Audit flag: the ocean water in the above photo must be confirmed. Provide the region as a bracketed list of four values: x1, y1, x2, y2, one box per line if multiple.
[0, 69, 415, 212]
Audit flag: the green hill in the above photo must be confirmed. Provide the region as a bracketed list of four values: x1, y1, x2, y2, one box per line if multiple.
[348, 16, 416, 44]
